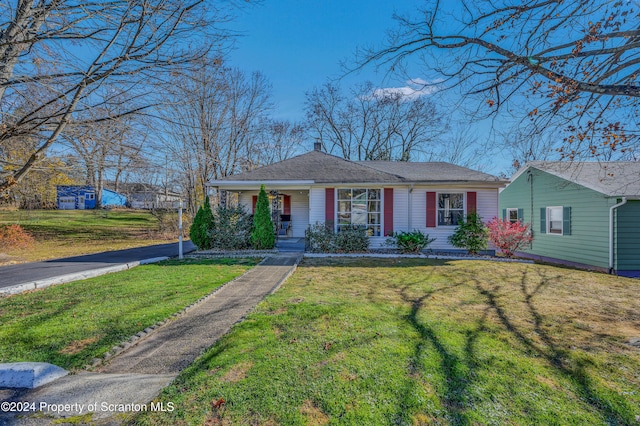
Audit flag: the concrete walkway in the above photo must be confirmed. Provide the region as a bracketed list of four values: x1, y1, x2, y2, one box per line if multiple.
[0, 254, 301, 425]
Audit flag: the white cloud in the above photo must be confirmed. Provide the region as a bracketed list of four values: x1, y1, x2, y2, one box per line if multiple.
[370, 78, 441, 100]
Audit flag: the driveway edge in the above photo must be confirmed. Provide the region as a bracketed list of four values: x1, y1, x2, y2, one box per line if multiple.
[0, 257, 169, 296]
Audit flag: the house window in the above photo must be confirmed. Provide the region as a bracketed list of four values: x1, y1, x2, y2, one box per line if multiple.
[85, 193, 95, 200]
[547, 206, 563, 234]
[337, 188, 381, 236]
[507, 208, 519, 223]
[438, 193, 464, 226]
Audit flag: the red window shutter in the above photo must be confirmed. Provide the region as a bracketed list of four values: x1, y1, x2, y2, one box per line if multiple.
[283, 194, 291, 215]
[252, 195, 257, 214]
[426, 192, 436, 227]
[384, 188, 394, 236]
[325, 188, 334, 223]
[467, 192, 477, 213]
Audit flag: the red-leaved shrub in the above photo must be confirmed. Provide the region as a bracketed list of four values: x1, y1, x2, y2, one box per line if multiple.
[487, 217, 533, 258]
[0, 224, 35, 250]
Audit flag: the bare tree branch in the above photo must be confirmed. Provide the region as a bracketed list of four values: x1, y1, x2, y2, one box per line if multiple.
[359, 0, 640, 161]
[0, 0, 235, 192]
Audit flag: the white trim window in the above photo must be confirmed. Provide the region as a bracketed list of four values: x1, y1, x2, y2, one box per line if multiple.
[547, 206, 563, 235]
[507, 208, 519, 223]
[337, 188, 381, 236]
[438, 193, 464, 226]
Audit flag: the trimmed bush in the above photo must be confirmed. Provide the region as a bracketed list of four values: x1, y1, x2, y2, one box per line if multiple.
[189, 196, 215, 250]
[209, 205, 253, 250]
[306, 222, 335, 253]
[0, 224, 35, 250]
[306, 223, 369, 253]
[251, 185, 275, 250]
[487, 217, 533, 258]
[386, 230, 436, 253]
[448, 211, 488, 254]
[334, 226, 369, 253]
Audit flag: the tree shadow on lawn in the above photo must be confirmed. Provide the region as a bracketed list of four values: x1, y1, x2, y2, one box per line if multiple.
[150, 259, 637, 424]
[467, 267, 635, 424]
[395, 280, 479, 425]
[386, 263, 636, 425]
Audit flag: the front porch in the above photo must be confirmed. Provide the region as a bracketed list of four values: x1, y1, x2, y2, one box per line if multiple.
[237, 189, 311, 239]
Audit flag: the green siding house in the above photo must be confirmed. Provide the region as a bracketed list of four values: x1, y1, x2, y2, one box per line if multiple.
[500, 162, 640, 277]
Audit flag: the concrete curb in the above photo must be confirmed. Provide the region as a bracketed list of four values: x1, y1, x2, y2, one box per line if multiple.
[303, 252, 535, 263]
[0, 362, 68, 389]
[0, 256, 170, 296]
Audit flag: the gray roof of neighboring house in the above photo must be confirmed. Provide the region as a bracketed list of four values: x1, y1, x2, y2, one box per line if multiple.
[518, 161, 640, 197]
[212, 150, 505, 185]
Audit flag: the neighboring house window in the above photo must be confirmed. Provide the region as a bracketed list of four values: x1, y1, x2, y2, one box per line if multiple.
[438, 193, 464, 226]
[547, 206, 563, 234]
[507, 208, 519, 223]
[337, 188, 381, 236]
[86, 193, 95, 200]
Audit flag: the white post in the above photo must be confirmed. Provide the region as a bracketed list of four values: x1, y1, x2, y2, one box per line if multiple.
[178, 199, 183, 259]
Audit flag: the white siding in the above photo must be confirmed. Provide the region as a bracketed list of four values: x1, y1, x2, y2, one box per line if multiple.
[476, 190, 499, 223]
[392, 187, 409, 233]
[238, 192, 257, 213]
[290, 191, 309, 237]
[309, 187, 326, 226]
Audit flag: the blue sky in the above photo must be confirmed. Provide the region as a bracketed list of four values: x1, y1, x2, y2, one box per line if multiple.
[226, 1, 511, 174]
[228, 0, 425, 121]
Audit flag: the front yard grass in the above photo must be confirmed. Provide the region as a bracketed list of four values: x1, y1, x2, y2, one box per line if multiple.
[0, 258, 258, 371]
[137, 258, 640, 425]
[0, 209, 178, 263]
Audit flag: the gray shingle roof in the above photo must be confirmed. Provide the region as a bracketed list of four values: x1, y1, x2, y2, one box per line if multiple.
[358, 161, 504, 182]
[523, 161, 640, 197]
[213, 151, 505, 185]
[216, 151, 404, 183]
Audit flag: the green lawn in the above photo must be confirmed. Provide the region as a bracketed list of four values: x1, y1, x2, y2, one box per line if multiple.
[0, 209, 181, 263]
[136, 258, 640, 425]
[0, 258, 258, 371]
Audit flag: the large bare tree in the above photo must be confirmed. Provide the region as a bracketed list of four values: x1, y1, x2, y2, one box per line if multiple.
[157, 58, 274, 212]
[62, 97, 146, 208]
[305, 81, 444, 161]
[362, 0, 640, 161]
[0, 0, 232, 192]
[252, 119, 305, 167]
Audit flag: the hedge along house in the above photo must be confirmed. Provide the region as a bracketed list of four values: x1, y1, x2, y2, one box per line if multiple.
[208, 146, 507, 249]
[499, 161, 640, 277]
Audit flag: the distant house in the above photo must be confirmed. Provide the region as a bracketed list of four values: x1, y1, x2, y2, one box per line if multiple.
[209, 146, 507, 249]
[56, 186, 127, 210]
[112, 183, 182, 209]
[499, 162, 640, 277]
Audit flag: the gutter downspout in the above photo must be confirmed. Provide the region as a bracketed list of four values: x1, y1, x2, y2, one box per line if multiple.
[609, 197, 627, 274]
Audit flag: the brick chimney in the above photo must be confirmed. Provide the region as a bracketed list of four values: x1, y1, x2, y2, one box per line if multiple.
[314, 140, 322, 152]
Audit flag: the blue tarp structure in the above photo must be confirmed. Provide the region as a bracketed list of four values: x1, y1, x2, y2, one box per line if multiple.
[102, 189, 127, 207]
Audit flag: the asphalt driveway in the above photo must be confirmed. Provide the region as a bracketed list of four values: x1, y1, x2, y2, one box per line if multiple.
[0, 241, 195, 290]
